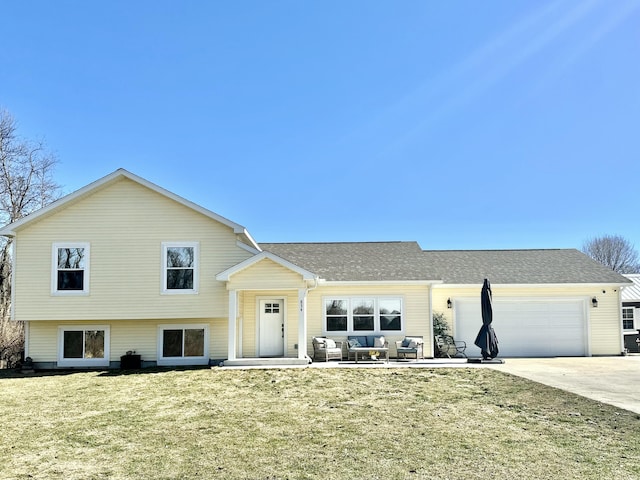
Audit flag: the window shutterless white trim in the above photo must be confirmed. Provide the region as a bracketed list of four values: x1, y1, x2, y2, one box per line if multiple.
[157, 324, 209, 366]
[622, 306, 635, 331]
[161, 242, 199, 294]
[51, 242, 90, 295]
[57, 325, 110, 367]
[322, 296, 404, 335]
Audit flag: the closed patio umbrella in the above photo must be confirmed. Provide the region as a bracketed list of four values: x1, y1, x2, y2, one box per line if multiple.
[474, 278, 499, 360]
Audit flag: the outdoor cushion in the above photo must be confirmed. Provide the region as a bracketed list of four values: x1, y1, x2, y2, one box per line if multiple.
[401, 338, 412, 348]
[348, 338, 362, 348]
[408, 338, 423, 349]
[325, 339, 337, 348]
[374, 336, 386, 348]
[350, 336, 369, 347]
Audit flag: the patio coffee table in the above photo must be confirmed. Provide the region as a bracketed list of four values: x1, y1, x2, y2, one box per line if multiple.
[350, 347, 389, 363]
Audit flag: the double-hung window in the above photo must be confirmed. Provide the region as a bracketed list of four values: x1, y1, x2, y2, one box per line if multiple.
[323, 297, 403, 334]
[58, 326, 109, 367]
[52, 243, 90, 295]
[622, 307, 635, 331]
[158, 324, 209, 366]
[162, 242, 199, 294]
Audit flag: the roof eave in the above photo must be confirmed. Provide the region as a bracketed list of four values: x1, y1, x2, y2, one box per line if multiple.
[216, 251, 318, 282]
[0, 169, 261, 251]
[319, 280, 443, 286]
[433, 281, 632, 288]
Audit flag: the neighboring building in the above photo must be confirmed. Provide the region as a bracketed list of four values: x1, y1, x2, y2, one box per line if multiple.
[0, 169, 631, 368]
[622, 274, 640, 353]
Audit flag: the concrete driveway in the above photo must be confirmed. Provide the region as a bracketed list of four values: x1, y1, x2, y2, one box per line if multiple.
[487, 356, 640, 414]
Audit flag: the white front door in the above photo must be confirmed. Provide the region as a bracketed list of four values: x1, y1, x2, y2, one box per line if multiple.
[259, 299, 285, 357]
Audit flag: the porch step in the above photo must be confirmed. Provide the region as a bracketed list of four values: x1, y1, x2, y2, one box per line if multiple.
[221, 357, 311, 367]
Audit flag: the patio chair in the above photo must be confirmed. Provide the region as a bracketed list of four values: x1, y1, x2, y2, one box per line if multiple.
[395, 336, 424, 360]
[312, 337, 344, 362]
[435, 335, 467, 358]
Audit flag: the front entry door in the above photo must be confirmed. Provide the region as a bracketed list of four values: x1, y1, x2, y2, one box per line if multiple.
[259, 299, 285, 357]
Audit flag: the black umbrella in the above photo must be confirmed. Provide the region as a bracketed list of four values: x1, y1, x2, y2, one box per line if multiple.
[474, 278, 499, 360]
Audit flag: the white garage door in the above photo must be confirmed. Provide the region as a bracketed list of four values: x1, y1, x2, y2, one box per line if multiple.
[454, 299, 588, 357]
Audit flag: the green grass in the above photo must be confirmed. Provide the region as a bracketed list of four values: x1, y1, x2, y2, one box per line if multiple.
[0, 367, 639, 479]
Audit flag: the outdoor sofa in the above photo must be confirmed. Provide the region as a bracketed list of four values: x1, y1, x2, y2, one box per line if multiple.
[346, 335, 389, 362]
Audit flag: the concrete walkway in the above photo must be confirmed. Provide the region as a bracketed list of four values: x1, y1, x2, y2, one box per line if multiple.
[487, 356, 640, 414]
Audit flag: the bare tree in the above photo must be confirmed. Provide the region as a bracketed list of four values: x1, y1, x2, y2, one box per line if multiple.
[0, 109, 60, 367]
[581, 235, 640, 274]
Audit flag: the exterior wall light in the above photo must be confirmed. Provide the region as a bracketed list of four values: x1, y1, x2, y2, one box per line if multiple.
[447, 298, 452, 309]
[592, 297, 598, 308]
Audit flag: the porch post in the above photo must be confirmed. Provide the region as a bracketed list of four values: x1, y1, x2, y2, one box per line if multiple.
[298, 288, 308, 360]
[228, 289, 237, 361]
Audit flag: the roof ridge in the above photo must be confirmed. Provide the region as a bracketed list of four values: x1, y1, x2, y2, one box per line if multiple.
[422, 248, 576, 253]
[261, 241, 417, 245]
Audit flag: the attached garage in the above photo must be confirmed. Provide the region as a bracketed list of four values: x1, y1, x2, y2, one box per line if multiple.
[454, 298, 589, 357]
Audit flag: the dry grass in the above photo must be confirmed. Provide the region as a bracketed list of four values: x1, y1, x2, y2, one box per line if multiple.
[0, 367, 639, 479]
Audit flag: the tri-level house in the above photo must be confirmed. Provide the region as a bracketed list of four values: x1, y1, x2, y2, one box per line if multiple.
[0, 169, 631, 368]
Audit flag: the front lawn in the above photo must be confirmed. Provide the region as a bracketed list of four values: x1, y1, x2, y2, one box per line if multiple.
[0, 367, 638, 479]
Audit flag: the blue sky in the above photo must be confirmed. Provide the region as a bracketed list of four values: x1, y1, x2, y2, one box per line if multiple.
[2, 0, 639, 250]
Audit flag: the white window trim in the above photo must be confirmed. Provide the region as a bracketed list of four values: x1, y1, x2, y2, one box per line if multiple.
[322, 296, 404, 335]
[157, 323, 210, 366]
[161, 242, 200, 294]
[51, 242, 90, 296]
[57, 325, 110, 367]
[622, 306, 636, 332]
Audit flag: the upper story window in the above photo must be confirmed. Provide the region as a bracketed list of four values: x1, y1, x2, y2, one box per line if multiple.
[324, 297, 403, 334]
[52, 243, 90, 295]
[162, 242, 199, 294]
[622, 307, 635, 331]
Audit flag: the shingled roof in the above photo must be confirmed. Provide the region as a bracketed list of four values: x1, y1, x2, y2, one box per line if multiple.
[259, 242, 631, 285]
[259, 242, 436, 282]
[423, 249, 631, 285]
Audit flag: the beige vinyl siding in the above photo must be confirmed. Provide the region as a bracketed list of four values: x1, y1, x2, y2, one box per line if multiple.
[227, 258, 306, 290]
[210, 318, 228, 360]
[28, 318, 228, 364]
[433, 285, 623, 356]
[590, 290, 623, 355]
[27, 321, 58, 362]
[13, 177, 252, 321]
[306, 284, 431, 357]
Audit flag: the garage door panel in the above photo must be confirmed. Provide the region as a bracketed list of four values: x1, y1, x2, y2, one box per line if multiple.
[455, 299, 587, 357]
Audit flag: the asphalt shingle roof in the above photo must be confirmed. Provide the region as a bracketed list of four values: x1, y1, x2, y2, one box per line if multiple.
[259, 242, 631, 285]
[423, 249, 631, 285]
[260, 242, 432, 282]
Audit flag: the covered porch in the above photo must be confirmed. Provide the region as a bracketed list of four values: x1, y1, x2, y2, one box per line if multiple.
[216, 252, 319, 367]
